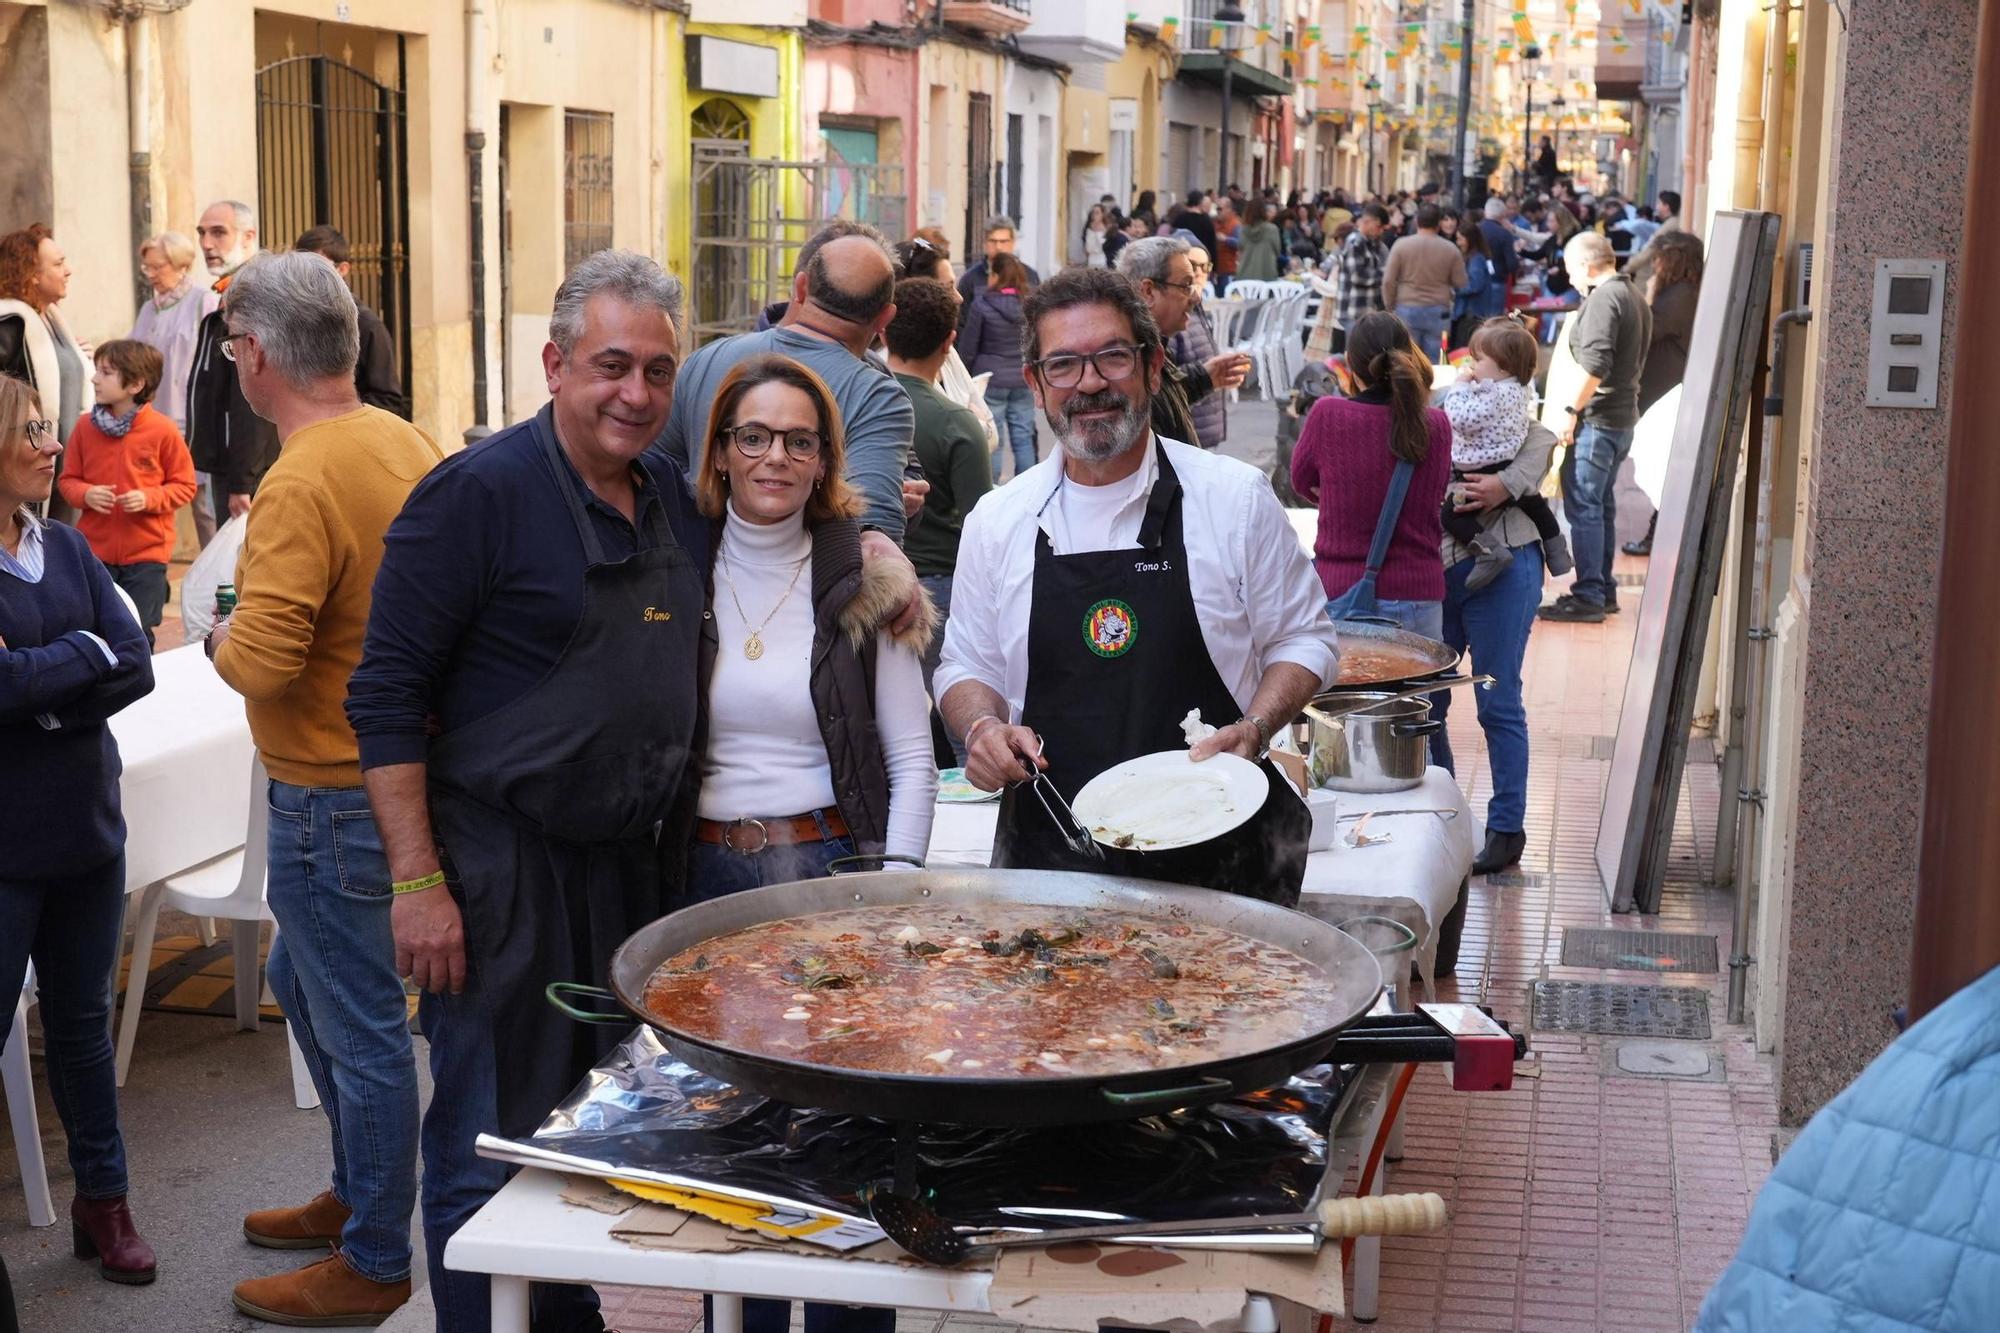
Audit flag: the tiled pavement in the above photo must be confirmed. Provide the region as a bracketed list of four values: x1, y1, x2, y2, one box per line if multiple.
[592, 552, 1777, 1333]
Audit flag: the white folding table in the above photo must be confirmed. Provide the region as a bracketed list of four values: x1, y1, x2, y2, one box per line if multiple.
[448, 1065, 1401, 1332]
[108, 643, 255, 893]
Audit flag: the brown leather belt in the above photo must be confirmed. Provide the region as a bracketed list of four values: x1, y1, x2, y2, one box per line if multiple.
[695, 808, 851, 854]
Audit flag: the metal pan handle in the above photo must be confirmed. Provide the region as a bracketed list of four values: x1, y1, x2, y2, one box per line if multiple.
[827, 854, 927, 876]
[545, 982, 630, 1026]
[1392, 719, 1443, 737]
[1100, 1075, 1235, 1109]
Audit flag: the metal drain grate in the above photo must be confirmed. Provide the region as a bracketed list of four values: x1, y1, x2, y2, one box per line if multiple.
[1483, 870, 1548, 889]
[1561, 928, 1720, 973]
[1615, 571, 1648, 588]
[1585, 735, 1618, 760]
[1532, 981, 1713, 1039]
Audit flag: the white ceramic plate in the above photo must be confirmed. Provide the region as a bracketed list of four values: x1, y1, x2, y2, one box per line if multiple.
[1070, 750, 1269, 852]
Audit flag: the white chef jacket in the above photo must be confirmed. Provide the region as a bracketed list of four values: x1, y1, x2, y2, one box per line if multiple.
[934, 435, 1341, 721]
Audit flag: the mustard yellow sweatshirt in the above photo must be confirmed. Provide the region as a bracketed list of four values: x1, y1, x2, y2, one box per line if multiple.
[214, 407, 443, 787]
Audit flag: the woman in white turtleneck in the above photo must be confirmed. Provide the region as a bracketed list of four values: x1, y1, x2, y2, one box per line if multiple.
[686, 355, 934, 1333]
[687, 353, 938, 908]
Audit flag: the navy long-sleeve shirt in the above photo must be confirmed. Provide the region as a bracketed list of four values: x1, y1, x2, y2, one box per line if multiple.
[1, 516, 155, 879]
[345, 410, 708, 771]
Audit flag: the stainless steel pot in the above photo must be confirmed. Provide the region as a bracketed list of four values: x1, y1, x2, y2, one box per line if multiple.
[1299, 694, 1441, 794]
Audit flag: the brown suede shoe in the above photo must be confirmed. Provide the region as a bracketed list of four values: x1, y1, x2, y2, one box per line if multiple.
[232, 1249, 410, 1327]
[244, 1190, 351, 1250]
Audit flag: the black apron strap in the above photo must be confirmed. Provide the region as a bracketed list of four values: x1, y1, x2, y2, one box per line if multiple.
[532, 407, 611, 567]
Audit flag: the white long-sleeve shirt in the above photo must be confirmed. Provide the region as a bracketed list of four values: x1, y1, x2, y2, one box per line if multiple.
[934, 435, 1341, 721]
[698, 505, 938, 860]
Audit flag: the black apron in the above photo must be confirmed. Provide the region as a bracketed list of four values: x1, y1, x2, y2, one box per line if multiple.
[426, 411, 703, 1137]
[990, 443, 1310, 908]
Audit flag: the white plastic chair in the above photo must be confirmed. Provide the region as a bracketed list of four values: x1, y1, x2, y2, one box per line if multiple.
[4, 964, 56, 1227]
[114, 754, 319, 1109]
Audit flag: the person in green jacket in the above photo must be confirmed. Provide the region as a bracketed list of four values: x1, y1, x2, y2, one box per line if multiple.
[1236, 200, 1286, 281]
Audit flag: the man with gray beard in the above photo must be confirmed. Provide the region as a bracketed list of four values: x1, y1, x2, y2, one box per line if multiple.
[934, 266, 1336, 906]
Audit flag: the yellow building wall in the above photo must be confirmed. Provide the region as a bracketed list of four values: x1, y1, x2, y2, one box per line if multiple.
[675, 24, 804, 281]
[1105, 33, 1176, 209]
[915, 41, 1009, 261]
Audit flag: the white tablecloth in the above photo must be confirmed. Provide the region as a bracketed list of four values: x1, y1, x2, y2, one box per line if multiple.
[924, 767, 1476, 998]
[107, 645, 254, 891]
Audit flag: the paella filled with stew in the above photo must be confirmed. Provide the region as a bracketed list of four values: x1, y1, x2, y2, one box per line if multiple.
[641, 903, 1351, 1081]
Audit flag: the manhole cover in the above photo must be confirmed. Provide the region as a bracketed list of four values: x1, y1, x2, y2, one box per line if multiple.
[1561, 928, 1720, 972]
[1532, 981, 1713, 1039]
[1609, 1040, 1720, 1081]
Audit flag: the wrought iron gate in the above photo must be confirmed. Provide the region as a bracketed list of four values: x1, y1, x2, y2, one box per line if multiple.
[255, 52, 412, 393]
[689, 153, 907, 345]
[966, 93, 994, 250]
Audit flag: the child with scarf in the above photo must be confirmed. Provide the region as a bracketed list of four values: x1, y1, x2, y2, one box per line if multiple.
[56, 339, 196, 644]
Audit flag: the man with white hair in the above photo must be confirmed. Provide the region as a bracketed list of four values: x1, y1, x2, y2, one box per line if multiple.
[1479, 195, 1521, 285]
[205, 251, 445, 1325]
[1540, 230, 1652, 623]
[1117, 235, 1248, 445]
[184, 199, 278, 520]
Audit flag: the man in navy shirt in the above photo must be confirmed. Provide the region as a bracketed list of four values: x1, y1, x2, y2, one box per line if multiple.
[348, 251, 920, 1331]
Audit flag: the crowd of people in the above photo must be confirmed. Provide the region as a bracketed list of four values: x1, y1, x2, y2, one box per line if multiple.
[2, 166, 1697, 1332]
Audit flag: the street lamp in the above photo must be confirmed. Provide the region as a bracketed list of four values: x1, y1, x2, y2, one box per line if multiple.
[1364, 75, 1383, 198]
[1551, 93, 1568, 177]
[1216, 4, 1246, 197]
[1521, 42, 1542, 190]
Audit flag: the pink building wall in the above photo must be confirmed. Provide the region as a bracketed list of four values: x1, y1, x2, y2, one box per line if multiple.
[803, 21, 921, 237]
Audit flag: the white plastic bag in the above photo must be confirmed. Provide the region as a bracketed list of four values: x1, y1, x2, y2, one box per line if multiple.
[179, 513, 247, 644]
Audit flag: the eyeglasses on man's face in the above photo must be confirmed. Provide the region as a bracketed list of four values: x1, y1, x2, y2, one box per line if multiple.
[218, 331, 251, 363]
[1032, 343, 1142, 389]
[722, 424, 824, 461]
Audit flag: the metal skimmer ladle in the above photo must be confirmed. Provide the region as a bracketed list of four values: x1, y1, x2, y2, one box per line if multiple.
[1312, 675, 1495, 721]
[868, 1190, 1447, 1267]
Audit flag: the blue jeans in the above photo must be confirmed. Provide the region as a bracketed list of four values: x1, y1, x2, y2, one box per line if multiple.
[0, 853, 128, 1199]
[687, 828, 890, 1333]
[420, 967, 604, 1332]
[985, 386, 1038, 480]
[1431, 543, 1544, 833]
[1559, 420, 1636, 607]
[1395, 304, 1448, 362]
[263, 780, 419, 1284]
[1334, 597, 1444, 641]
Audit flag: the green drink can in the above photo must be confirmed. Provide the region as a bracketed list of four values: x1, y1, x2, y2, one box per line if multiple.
[215, 583, 238, 618]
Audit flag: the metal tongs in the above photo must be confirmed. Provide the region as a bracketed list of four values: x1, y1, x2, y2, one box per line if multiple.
[1012, 734, 1104, 861]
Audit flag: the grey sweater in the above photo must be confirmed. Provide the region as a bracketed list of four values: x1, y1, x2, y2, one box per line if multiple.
[1567, 271, 1653, 428]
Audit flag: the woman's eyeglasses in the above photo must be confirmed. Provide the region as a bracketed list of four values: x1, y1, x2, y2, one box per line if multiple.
[23, 419, 58, 448]
[1031, 344, 1142, 388]
[723, 424, 823, 460]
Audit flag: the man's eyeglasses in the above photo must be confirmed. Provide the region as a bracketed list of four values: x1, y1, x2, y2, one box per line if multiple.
[1156, 278, 1198, 295]
[1031, 344, 1142, 389]
[23, 419, 58, 448]
[722, 424, 824, 461]
[218, 331, 250, 363]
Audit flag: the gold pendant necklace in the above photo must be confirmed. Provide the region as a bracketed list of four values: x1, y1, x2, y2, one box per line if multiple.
[718, 548, 810, 661]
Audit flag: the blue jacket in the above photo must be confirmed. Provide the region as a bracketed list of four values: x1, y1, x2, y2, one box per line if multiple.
[1454, 254, 1506, 322]
[958, 287, 1028, 391]
[1695, 964, 2000, 1332]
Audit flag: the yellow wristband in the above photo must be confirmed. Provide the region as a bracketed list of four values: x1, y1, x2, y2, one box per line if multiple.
[391, 870, 446, 896]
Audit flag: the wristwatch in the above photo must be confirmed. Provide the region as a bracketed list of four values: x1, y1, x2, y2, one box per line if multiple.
[1564, 405, 1582, 417]
[1242, 713, 1273, 756]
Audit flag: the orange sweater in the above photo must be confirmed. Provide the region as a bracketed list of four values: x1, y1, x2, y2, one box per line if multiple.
[56, 405, 198, 566]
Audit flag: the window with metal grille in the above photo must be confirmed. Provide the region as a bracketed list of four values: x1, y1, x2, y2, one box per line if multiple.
[564, 110, 614, 270]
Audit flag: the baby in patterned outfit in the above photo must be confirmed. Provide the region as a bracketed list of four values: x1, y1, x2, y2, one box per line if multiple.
[1436, 320, 1573, 592]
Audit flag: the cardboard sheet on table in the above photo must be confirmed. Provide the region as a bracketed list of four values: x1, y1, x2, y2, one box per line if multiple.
[562, 1179, 1344, 1331]
[988, 1240, 1344, 1331]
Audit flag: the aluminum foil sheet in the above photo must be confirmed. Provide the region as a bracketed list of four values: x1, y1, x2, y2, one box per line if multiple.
[485, 1028, 1353, 1243]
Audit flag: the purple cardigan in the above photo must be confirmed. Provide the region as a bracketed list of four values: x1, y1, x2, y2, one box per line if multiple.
[1289, 395, 1453, 603]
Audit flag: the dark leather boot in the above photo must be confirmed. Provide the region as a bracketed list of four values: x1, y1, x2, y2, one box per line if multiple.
[1472, 830, 1527, 876]
[71, 1194, 158, 1285]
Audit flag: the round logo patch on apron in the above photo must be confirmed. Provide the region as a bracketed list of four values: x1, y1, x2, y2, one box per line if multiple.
[1083, 599, 1138, 658]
